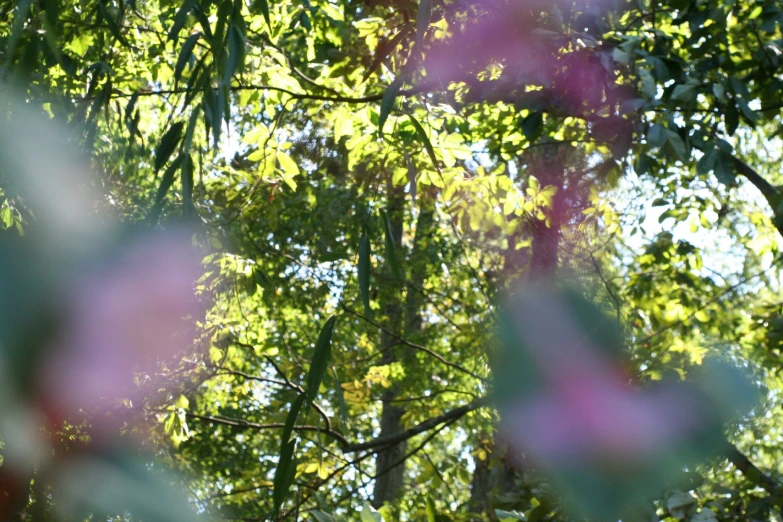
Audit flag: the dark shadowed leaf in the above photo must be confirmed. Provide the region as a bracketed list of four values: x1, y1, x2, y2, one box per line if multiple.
[174, 32, 200, 86]
[272, 394, 304, 514]
[409, 115, 438, 171]
[379, 76, 404, 134]
[149, 153, 186, 223]
[697, 148, 718, 175]
[522, 111, 544, 141]
[715, 153, 736, 185]
[665, 130, 688, 162]
[168, 0, 198, 40]
[181, 154, 196, 219]
[255, 0, 271, 27]
[358, 230, 372, 319]
[310, 510, 334, 522]
[416, 0, 432, 42]
[223, 24, 246, 86]
[305, 315, 337, 404]
[97, 0, 129, 47]
[382, 210, 402, 280]
[154, 122, 185, 173]
[647, 124, 666, 148]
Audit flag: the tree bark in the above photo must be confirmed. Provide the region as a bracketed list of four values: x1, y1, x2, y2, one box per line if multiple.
[469, 143, 566, 519]
[372, 191, 435, 512]
[372, 184, 406, 511]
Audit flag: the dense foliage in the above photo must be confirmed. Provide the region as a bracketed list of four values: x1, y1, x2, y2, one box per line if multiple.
[3, 0, 783, 519]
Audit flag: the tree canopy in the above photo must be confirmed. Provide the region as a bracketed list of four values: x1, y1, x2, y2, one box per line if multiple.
[3, 0, 783, 520]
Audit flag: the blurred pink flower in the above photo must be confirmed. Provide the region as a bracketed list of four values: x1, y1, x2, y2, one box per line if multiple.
[423, 1, 627, 118]
[39, 231, 206, 420]
[499, 289, 705, 466]
[504, 375, 705, 465]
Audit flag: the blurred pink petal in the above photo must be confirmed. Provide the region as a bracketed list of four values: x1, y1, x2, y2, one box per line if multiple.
[40, 230, 206, 420]
[505, 381, 705, 465]
[500, 288, 705, 466]
[423, 2, 627, 118]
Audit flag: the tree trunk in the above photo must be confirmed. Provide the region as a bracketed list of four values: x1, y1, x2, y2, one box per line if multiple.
[528, 144, 565, 281]
[372, 195, 436, 513]
[372, 184, 405, 511]
[469, 143, 567, 519]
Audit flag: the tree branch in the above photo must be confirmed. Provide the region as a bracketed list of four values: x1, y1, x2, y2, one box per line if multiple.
[726, 443, 783, 496]
[732, 155, 778, 204]
[343, 397, 489, 453]
[216, 366, 335, 434]
[730, 155, 783, 238]
[341, 306, 484, 381]
[67, 83, 430, 105]
[187, 413, 349, 446]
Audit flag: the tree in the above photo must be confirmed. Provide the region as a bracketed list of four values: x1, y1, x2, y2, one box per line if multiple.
[2, 0, 783, 519]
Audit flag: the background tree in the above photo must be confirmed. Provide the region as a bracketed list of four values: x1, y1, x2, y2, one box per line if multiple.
[2, 0, 783, 520]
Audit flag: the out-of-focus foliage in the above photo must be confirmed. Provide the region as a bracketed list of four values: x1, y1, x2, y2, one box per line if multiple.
[2, 0, 783, 519]
[0, 97, 207, 521]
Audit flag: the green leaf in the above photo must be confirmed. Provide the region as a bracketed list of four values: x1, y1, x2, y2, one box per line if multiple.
[331, 367, 349, 430]
[361, 505, 383, 522]
[665, 130, 688, 162]
[426, 498, 437, 522]
[379, 76, 404, 134]
[223, 24, 246, 86]
[671, 83, 697, 102]
[183, 108, 200, 152]
[97, 0, 129, 47]
[181, 154, 196, 219]
[358, 230, 372, 319]
[192, 3, 214, 42]
[521, 111, 544, 141]
[304, 315, 337, 404]
[272, 394, 304, 514]
[277, 151, 299, 176]
[212, 0, 232, 56]
[154, 122, 185, 172]
[149, 153, 186, 223]
[272, 316, 335, 514]
[362, 30, 409, 83]
[714, 153, 736, 185]
[612, 47, 629, 65]
[174, 32, 201, 86]
[725, 103, 740, 135]
[204, 86, 224, 148]
[737, 98, 759, 126]
[647, 124, 666, 148]
[416, 0, 432, 42]
[409, 115, 438, 171]
[619, 98, 646, 114]
[310, 510, 334, 522]
[667, 491, 696, 512]
[729, 77, 750, 99]
[712, 83, 726, 102]
[3, 0, 32, 75]
[255, 0, 271, 28]
[382, 210, 402, 280]
[320, 251, 348, 262]
[43, 0, 59, 32]
[183, 54, 208, 109]
[168, 0, 198, 40]
[696, 148, 718, 175]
